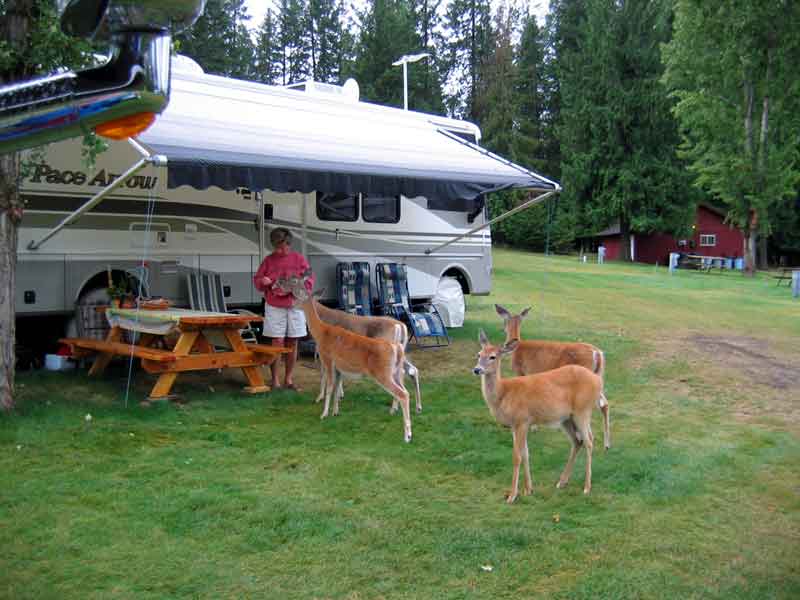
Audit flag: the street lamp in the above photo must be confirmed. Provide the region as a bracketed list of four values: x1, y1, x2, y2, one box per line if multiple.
[392, 52, 430, 110]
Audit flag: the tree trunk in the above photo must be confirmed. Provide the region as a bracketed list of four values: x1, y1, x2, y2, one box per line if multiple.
[758, 235, 769, 269]
[1, 0, 36, 411]
[0, 153, 21, 412]
[743, 209, 758, 276]
[619, 217, 632, 262]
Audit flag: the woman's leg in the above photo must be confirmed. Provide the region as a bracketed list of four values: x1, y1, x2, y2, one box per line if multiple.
[283, 338, 299, 386]
[270, 337, 285, 388]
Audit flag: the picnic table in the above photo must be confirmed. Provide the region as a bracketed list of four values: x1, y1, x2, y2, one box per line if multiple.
[60, 307, 288, 401]
[681, 254, 733, 272]
[773, 267, 796, 286]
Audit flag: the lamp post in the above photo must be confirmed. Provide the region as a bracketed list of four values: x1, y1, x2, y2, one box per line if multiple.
[392, 52, 430, 110]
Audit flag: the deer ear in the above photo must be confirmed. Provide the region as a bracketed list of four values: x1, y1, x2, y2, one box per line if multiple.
[520, 306, 532, 318]
[495, 304, 510, 319]
[478, 329, 489, 347]
[502, 339, 519, 354]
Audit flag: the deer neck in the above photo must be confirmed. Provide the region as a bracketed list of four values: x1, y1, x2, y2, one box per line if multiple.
[504, 322, 520, 344]
[300, 296, 324, 337]
[480, 365, 504, 415]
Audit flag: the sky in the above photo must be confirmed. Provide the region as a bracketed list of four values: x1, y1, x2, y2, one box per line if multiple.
[243, 0, 550, 31]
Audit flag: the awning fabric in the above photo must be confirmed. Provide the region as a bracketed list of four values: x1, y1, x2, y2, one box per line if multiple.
[138, 63, 558, 210]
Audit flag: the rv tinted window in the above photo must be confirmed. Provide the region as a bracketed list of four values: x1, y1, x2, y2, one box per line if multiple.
[316, 192, 358, 221]
[363, 195, 400, 223]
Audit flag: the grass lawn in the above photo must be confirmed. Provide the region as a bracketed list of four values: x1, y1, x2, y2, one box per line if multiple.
[2, 248, 799, 599]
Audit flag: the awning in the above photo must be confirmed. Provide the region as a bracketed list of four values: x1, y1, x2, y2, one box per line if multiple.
[137, 64, 558, 210]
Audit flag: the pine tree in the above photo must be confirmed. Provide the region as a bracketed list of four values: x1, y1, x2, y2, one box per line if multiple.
[443, 0, 494, 121]
[253, 9, 282, 84]
[176, 0, 255, 79]
[558, 0, 693, 261]
[277, 0, 312, 84]
[307, 0, 348, 83]
[352, 0, 420, 107]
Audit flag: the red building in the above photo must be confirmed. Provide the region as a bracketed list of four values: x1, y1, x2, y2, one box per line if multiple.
[596, 205, 744, 265]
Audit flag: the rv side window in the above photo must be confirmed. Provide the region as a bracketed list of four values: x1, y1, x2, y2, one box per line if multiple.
[362, 195, 400, 223]
[316, 192, 358, 221]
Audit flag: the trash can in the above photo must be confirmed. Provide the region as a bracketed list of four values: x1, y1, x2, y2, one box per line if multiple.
[734, 258, 744, 270]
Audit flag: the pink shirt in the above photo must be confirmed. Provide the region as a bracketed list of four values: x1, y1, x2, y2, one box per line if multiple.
[253, 251, 314, 308]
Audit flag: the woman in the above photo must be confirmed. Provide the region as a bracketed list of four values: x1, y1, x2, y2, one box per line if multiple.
[253, 227, 314, 391]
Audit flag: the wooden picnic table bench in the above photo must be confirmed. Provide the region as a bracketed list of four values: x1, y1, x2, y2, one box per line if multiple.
[773, 268, 795, 286]
[60, 307, 290, 402]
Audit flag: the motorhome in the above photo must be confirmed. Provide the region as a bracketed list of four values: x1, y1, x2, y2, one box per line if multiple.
[16, 56, 557, 332]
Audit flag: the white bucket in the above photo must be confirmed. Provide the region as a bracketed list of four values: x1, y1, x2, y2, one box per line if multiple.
[44, 354, 75, 371]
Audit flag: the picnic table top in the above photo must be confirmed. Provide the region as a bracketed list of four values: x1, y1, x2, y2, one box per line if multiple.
[105, 307, 263, 335]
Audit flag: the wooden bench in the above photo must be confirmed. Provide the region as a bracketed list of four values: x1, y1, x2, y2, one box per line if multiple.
[774, 268, 794, 286]
[59, 337, 176, 362]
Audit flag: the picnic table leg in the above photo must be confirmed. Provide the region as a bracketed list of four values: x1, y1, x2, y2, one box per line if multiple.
[88, 326, 123, 376]
[222, 328, 271, 394]
[148, 331, 200, 400]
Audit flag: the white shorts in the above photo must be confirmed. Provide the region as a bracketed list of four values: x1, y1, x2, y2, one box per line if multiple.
[263, 304, 307, 338]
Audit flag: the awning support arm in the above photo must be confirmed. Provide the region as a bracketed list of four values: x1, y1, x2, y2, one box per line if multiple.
[425, 188, 559, 255]
[27, 139, 167, 251]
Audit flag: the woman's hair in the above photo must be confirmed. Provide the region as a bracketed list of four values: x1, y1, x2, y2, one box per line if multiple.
[270, 227, 292, 248]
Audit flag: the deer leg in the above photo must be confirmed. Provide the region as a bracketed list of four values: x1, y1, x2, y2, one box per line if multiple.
[316, 368, 326, 403]
[380, 376, 412, 443]
[573, 413, 594, 495]
[557, 418, 581, 489]
[332, 369, 342, 416]
[521, 426, 533, 496]
[506, 425, 527, 504]
[320, 357, 335, 419]
[405, 359, 422, 413]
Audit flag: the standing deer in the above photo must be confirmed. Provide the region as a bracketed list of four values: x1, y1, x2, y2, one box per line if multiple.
[314, 301, 422, 413]
[495, 304, 606, 379]
[473, 330, 610, 502]
[277, 271, 413, 443]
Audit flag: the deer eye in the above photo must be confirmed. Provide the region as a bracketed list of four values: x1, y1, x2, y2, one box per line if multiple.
[489, 355, 496, 361]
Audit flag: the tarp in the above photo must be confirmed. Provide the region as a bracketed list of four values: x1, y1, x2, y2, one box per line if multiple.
[137, 64, 558, 210]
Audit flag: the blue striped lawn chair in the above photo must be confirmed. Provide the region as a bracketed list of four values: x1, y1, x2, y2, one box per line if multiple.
[375, 262, 450, 348]
[336, 262, 373, 315]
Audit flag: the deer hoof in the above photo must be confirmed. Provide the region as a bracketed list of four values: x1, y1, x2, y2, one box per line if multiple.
[556, 480, 568, 489]
[583, 486, 591, 495]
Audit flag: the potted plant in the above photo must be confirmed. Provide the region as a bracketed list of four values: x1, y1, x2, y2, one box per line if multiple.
[106, 272, 136, 308]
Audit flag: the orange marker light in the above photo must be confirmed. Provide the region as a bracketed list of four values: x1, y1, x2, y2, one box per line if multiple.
[95, 112, 157, 140]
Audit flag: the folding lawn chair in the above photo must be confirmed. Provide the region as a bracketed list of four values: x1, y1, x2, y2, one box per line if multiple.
[185, 269, 259, 345]
[375, 262, 450, 348]
[336, 262, 373, 315]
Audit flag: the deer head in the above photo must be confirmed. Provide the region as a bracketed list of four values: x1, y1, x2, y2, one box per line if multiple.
[473, 329, 518, 375]
[495, 304, 531, 342]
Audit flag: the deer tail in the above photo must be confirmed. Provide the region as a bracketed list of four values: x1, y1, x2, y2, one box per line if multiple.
[592, 349, 605, 379]
[596, 390, 610, 450]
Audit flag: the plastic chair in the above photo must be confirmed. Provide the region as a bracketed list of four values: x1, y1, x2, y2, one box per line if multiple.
[336, 262, 373, 315]
[185, 269, 259, 344]
[375, 262, 450, 348]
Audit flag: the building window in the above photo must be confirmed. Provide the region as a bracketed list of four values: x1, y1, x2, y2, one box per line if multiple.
[316, 192, 358, 221]
[700, 234, 716, 247]
[362, 195, 400, 223]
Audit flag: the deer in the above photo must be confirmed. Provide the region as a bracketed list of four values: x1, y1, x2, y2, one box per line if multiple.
[277, 270, 413, 443]
[473, 329, 610, 503]
[495, 304, 609, 437]
[495, 304, 605, 379]
[314, 300, 422, 413]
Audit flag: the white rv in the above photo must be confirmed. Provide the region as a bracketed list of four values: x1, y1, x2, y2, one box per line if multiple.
[16, 57, 557, 326]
